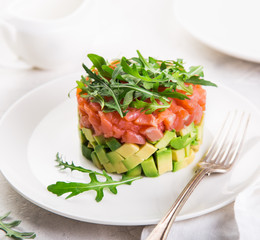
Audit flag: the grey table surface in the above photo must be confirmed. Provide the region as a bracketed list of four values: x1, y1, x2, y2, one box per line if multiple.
[1, 1, 260, 239]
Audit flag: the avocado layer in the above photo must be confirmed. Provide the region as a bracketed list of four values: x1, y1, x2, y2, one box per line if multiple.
[80, 117, 204, 177]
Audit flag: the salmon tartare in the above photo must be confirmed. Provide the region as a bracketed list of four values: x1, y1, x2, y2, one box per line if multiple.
[76, 51, 216, 177]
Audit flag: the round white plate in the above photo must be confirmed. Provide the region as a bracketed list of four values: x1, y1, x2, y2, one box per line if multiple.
[0, 73, 260, 226]
[174, 0, 260, 63]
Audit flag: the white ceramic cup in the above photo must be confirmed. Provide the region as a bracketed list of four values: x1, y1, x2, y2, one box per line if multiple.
[0, 0, 94, 70]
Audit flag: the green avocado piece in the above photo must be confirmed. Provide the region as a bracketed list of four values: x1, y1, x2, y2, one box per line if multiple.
[191, 141, 201, 152]
[94, 145, 110, 164]
[107, 151, 128, 174]
[116, 143, 140, 158]
[91, 151, 103, 170]
[172, 148, 185, 161]
[195, 125, 203, 141]
[103, 162, 116, 173]
[170, 134, 195, 150]
[178, 122, 196, 137]
[79, 129, 87, 144]
[82, 128, 95, 143]
[155, 131, 176, 149]
[106, 137, 122, 151]
[125, 165, 142, 177]
[94, 135, 106, 145]
[122, 154, 144, 170]
[155, 148, 172, 175]
[87, 142, 95, 148]
[141, 156, 159, 177]
[135, 142, 157, 160]
[172, 161, 184, 172]
[172, 149, 195, 172]
[185, 144, 191, 157]
[81, 144, 93, 160]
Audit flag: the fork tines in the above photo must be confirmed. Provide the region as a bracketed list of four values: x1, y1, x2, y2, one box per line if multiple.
[201, 111, 250, 171]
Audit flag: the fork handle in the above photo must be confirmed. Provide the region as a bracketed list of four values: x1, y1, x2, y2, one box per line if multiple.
[146, 167, 210, 240]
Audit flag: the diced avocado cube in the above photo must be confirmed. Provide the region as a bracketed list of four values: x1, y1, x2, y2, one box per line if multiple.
[94, 145, 110, 164]
[155, 131, 176, 149]
[173, 149, 195, 172]
[81, 144, 93, 160]
[88, 142, 97, 148]
[186, 149, 195, 165]
[191, 140, 201, 152]
[116, 143, 139, 158]
[94, 135, 106, 145]
[106, 138, 122, 151]
[91, 151, 103, 170]
[172, 148, 185, 161]
[107, 151, 128, 174]
[125, 165, 142, 177]
[103, 162, 116, 173]
[185, 144, 191, 157]
[195, 125, 204, 141]
[79, 129, 87, 144]
[190, 123, 197, 138]
[172, 161, 184, 172]
[135, 142, 157, 160]
[82, 128, 95, 143]
[141, 156, 159, 177]
[155, 148, 172, 175]
[148, 140, 158, 145]
[195, 114, 205, 140]
[170, 134, 191, 150]
[178, 123, 195, 137]
[122, 154, 143, 170]
[198, 114, 205, 126]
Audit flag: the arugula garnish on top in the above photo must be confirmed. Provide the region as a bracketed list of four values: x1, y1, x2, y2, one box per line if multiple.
[77, 50, 217, 117]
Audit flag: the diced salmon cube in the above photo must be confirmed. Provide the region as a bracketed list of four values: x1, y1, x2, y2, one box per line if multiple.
[143, 127, 164, 142]
[122, 130, 146, 144]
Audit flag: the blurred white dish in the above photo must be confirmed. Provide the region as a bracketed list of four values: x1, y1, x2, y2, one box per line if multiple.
[174, 0, 260, 63]
[0, 0, 93, 69]
[0, 73, 260, 225]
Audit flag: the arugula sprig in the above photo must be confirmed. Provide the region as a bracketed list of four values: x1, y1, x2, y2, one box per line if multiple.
[47, 153, 142, 202]
[77, 51, 216, 117]
[0, 212, 36, 239]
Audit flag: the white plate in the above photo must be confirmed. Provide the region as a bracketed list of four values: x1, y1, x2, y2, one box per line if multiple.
[174, 0, 260, 63]
[0, 73, 260, 226]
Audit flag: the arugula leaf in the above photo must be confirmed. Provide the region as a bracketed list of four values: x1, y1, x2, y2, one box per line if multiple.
[120, 57, 151, 82]
[159, 88, 189, 100]
[0, 212, 36, 239]
[101, 65, 113, 77]
[48, 153, 142, 202]
[122, 90, 135, 110]
[87, 54, 110, 78]
[82, 63, 124, 117]
[131, 97, 171, 114]
[55, 153, 104, 176]
[77, 51, 217, 116]
[48, 173, 141, 202]
[186, 76, 217, 87]
[111, 65, 123, 82]
[185, 65, 204, 78]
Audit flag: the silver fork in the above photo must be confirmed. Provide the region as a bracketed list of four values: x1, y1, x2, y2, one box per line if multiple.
[146, 111, 250, 240]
